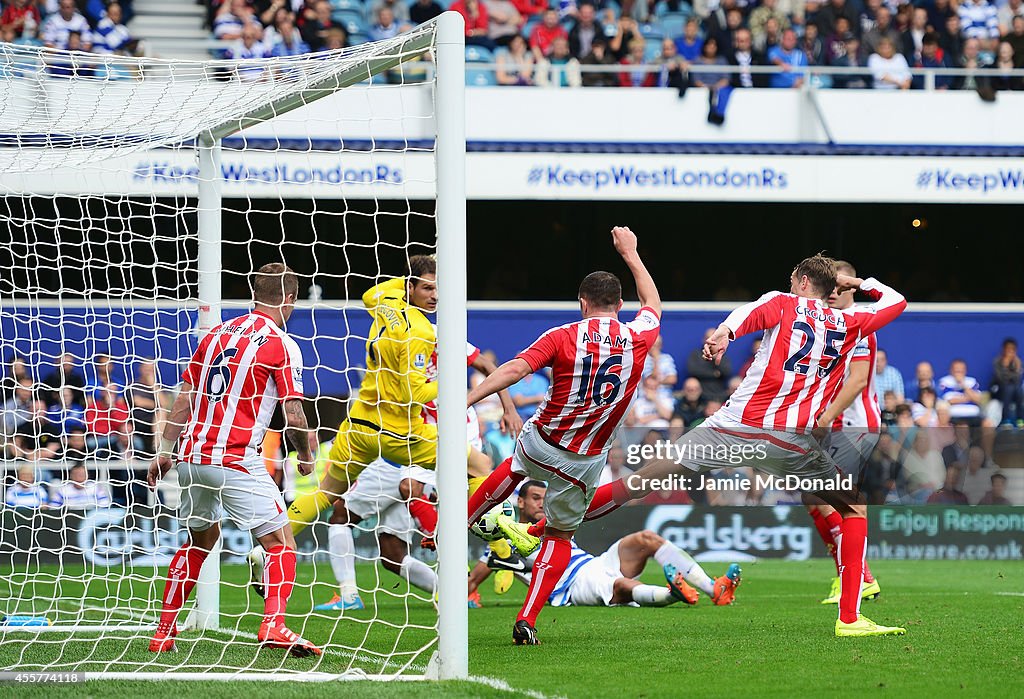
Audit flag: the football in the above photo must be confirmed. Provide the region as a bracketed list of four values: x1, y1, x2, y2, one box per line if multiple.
[469, 501, 515, 542]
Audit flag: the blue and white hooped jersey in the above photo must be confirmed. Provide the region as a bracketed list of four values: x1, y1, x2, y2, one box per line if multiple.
[480, 537, 594, 606]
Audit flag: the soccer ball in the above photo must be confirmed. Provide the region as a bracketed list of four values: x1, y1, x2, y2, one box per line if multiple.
[470, 501, 514, 542]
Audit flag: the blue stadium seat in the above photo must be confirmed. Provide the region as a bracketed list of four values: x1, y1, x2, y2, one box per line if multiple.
[329, 0, 363, 12]
[465, 45, 495, 63]
[465, 68, 497, 86]
[652, 0, 692, 17]
[349, 31, 370, 45]
[643, 40, 661, 62]
[332, 9, 366, 30]
[340, 16, 369, 36]
[659, 12, 689, 38]
[522, 16, 542, 38]
[639, 23, 664, 41]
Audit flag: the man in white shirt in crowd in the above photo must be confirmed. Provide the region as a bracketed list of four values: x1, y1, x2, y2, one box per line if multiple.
[868, 36, 912, 89]
[49, 463, 112, 509]
[42, 0, 92, 50]
[5, 465, 48, 509]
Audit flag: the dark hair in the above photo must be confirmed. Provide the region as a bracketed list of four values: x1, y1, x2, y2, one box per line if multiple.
[578, 271, 622, 309]
[408, 255, 436, 286]
[252, 263, 298, 305]
[1003, 337, 1018, 349]
[793, 253, 837, 299]
[992, 472, 1007, 483]
[894, 403, 912, 416]
[922, 31, 940, 46]
[519, 480, 547, 498]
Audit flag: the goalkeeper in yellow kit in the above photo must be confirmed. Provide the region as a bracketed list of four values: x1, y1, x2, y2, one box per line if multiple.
[275, 255, 523, 587]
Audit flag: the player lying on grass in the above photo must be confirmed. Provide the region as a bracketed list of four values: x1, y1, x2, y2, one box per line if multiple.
[275, 256, 524, 590]
[311, 458, 437, 611]
[465, 226, 662, 645]
[468, 479, 740, 609]
[806, 260, 881, 606]
[147, 264, 321, 657]
[513, 255, 908, 638]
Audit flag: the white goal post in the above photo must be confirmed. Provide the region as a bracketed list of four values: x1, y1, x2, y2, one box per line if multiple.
[0, 12, 467, 682]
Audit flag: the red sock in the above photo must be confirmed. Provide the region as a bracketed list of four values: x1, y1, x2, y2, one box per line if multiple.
[517, 536, 571, 627]
[838, 516, 867, 624]
[409, 498, 438, 536]
[262, 545, 296, 628]
[467, 457, 523, 525]
[863, 559, 875, 584]
[809, 509, 838, 574]
[156, 544, 209, 635]
[527, 479, 633, 537]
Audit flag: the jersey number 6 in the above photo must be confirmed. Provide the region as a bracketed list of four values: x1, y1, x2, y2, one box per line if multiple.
[206, 347, 239, 401]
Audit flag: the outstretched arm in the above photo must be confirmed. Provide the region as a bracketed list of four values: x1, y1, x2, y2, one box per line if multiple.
[467, 358, 533, 408]
[838, 274, 907, 336]
[471, 352, 522, 436]
[612, 226, 661, 317]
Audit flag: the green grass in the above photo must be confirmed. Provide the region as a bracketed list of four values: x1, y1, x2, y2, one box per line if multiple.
[2, 559, 1022, 698]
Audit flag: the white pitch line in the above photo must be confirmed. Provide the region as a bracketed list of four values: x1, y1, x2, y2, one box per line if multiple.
[994, 592, 1024, 597]
[468, 675, 568, 699]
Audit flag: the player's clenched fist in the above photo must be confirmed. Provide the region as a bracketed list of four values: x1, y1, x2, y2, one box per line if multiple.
[611, 226, 637, 256]
[702, 325, 732, 365]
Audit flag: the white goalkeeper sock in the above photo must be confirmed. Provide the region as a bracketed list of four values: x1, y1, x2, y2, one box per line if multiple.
[399, 555, 437, 595]
[655, 542, 714, 596]
[631, 584, 675, 607]
[327, 524, 358, 598]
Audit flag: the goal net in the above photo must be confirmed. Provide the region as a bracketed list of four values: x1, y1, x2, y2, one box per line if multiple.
[0, 13, 467, 682]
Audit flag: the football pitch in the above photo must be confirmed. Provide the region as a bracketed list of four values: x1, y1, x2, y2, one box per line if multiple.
[2, 559, 1021, 698]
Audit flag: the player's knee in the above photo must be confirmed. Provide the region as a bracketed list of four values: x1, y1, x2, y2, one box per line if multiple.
[637, 529, 664, 550]
[399, 478, 423, 501]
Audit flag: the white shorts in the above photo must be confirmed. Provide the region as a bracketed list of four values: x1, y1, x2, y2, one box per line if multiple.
[673, 414, 840, 484]
[567, 540, 632, 607]
[510, 422, 606, 531]
[343, 459, 435, 543]
[177, 462, 288, 539]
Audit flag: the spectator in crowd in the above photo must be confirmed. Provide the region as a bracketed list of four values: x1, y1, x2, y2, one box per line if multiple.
[300, 0, 338, 51]
[568, 2, 598, 59]
[127, 360, 167, 459]
[801, 22, 825, 65]
[825, 17, 854, 65]
[768, 28, 807, 88]
[925, 464, 969, 504]
[727, 27, 769, 90]
[84, 385, 130, 459]
[93, 353, 119, 392]
[41, 352, 86, 407]
[579, 37, 618, 86]
[901, 429, 946, 502]
[322, 26, 348, 50]
[913, 32, 954, 89]
[508, 370, 549, 422]
[13, 399, 61, 462]
[978, 472, 1012, 505]
[912, 385, 939, 427]
[536, 35, 582, 86]
[43, 0, 92, 50]
[992, 338, 1023, 426]
[599, 443, 632, 486]
[926, 0, 954, 34]
[671, 377, 707, 428]
[914, 360, 935, 399]
[93, 2, 135, 55]
[269, 13, 311, 56]
[674, 17, 703, 61]
[607, 14, 639, 61]
[410, 0, 443, 24]
[530, 8, 568, 60]
[4, 465, 48, 509]
[258, 0, 292, 26]
[941, 14, 965, 65]
[750, 0, 790, 47]
[880, 389, 898, 426]
[227, 22, 271, 76]
[887, 402, 917, 457]
[1007, 16, 1024, 66]
[902, 6, 929, 64]
[863, 432, 901, 504]
[938, 359, 988, 425]
[953, 36, 993, 89]
[48, 387, 87, 436]
[869, 36, 912, 88]
[49, 464, 112, 510]
[453, 0, 494, 48]
[626, 375, 673, 433]
[644, 336, 677, 400]
[687, 328, 732, 401]
[618, 37, 656, 86]
[2, 0, 42, 40]
[371, 0, 410, 24]
[874, 349, 904, 403]
[831, 33, 871, 88]
[1, 378, 35, 450]
[468, 351, 504, 424]
[959, 0, 1000, 51]
[816, 0, 859, 38]
[999, 0, 1024, 36]
[863, 5, 901, 55]
[511, 0, 547, 19]
[692, 35, 730, 90]
[655, 37, 688, 89]
[961, 445, 998, 503]
[992, 40, 1024, 89]
[369, 6, 408, 42]
[2, 355, 31, 401]
[484, 0, 522, 47]
[737, 338, 762, 379]
[942, 422, 973, 469]
[48, 30, 94, 77]
[496, 33, 535, 84]
[859, 0, 882, 35]
[214, 0, 256, 42]
[754, 15, 782, 54]
[932, 402, 956, 450]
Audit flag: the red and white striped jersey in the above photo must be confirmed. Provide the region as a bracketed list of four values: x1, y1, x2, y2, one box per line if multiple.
[834, 332, 882, 432]
[719, 278, 904, 433]
[178, 311, 304, 474]
[517, 307, 661, 456]
[421, 339, 480, 425]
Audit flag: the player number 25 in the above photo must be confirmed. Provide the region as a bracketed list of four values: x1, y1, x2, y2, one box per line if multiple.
[782, 321, 846, 378]
[576, 353, 623, 406]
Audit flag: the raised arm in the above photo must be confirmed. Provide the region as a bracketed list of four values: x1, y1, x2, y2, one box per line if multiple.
[611, 226, 661, 316]
[471, 352, 523, 436]
[704, 292, 786, 365]
[838, 274, 907, 337]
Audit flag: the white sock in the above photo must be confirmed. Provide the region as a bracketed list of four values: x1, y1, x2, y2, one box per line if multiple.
[654, 542, 714, 596]
[327, 524, 358, 598]
[399, 555, 437, 594]
[631, 584, 675, 607]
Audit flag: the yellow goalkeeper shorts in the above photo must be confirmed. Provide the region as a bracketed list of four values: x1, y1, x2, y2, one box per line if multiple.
[325, 415, 439, 485]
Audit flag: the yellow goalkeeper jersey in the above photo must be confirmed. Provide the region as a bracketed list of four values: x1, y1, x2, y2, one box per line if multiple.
[350, 277, 437, 433]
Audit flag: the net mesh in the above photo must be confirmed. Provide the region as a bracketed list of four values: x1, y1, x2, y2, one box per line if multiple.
[0, 21, 446, 679]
